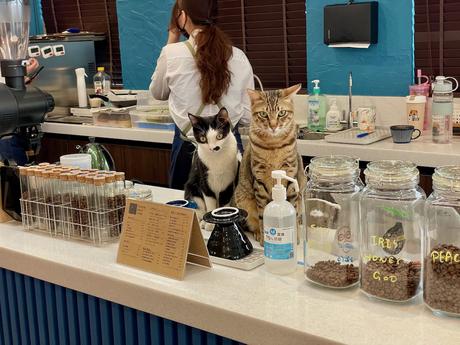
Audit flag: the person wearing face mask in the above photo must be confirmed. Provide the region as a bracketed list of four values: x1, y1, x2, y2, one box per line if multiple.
[150, 0, 254, 190]
[0, 58, 40, 165]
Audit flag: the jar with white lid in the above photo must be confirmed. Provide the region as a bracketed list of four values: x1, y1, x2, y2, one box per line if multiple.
[303, 156, 363, 288]
[424, 166, 460, 317]
[360, 160, 425, 302]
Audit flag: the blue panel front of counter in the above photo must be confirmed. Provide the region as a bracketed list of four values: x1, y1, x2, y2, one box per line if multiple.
[0, 268, 243, 345]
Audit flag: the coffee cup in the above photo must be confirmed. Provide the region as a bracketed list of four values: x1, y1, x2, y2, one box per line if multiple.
[406, 95, 426, 132]
[390, 125, 421, 144]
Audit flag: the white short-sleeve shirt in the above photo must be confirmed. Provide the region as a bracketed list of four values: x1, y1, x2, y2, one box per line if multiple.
[149, 33, 254, 134]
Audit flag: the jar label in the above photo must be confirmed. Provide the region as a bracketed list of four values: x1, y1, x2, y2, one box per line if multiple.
[264, 226, 294, 260]
[431, 250, 460, 264]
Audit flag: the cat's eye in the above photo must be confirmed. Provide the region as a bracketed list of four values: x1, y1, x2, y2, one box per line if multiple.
[216, 133, 223, 140]
[257, 111, 269, 118]
[199, 136, 206, 143]
[278, 110, 288, 117]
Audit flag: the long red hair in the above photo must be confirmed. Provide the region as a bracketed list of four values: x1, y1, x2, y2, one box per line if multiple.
[173, 0, 233, 105]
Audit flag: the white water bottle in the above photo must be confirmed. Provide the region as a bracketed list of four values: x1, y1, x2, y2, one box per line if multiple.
[263, 170, 298, 275]
[431, 76, 458, 144]
[75, 68, 88, 108]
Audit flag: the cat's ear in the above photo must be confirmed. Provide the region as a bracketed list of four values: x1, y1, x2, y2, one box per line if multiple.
[217, 107, 230, 123]
[282, 83, 302, 99]
[188, 113, 200, 127]
[247, 89, 262, 104]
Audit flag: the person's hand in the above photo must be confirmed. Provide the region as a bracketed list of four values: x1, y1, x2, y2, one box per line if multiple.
[167, 28, 181, 44]
[26, 58, 39, 75]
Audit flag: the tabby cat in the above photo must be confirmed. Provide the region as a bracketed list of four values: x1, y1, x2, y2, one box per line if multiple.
[235, 84, 306, 245]
[184, 108, 239, 229]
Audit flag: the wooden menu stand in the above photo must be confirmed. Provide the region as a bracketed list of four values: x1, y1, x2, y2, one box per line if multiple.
[117, 199, 212, 280]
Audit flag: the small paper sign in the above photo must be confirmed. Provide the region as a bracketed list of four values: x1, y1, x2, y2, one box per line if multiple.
[117, 199, 211, 280]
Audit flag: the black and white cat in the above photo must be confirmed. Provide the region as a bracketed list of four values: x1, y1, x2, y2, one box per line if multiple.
[184, 108, 239, 230]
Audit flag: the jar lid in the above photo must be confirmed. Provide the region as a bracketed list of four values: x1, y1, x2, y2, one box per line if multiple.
[60, 173, 71, 181]
[104, 174, 116, 183]
[85, 175, 96, 184]
[115, 172, 125, 181]
[50, 170, 61, 178]
[19, 166, 28, 175]
[308, 155, 359, 182]
[94, 176, 106, 186]
[433, 166, 460, 192]
[77, 174, 88, 182]
[365, 160, 419, 187]
[25, 168, 35, 176]
[66, 173, 78, 181]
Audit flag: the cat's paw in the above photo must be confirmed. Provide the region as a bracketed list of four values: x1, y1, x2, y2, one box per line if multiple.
[254, 230, 264, 246]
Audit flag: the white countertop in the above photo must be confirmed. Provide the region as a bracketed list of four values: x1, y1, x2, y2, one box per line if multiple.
[42, 122, 460, 168]
[0, 186, 459, 345]
[42, 122, 174, 144]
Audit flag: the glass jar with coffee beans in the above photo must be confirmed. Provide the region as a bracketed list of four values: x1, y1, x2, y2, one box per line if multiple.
[424, 166, 460, 317]
[360, 160, 425, 302]
[303, 156, 363, 288]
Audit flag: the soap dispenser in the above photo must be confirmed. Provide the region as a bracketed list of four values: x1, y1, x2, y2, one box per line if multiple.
[326, 98, 342, 132]
[263, 170, 299, 275]
[308, 80, 328, 131]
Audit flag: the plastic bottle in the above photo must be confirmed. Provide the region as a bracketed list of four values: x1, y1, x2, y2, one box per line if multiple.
[308, 80, 328, 131]
[326, 98, 342, 132]
[431, 76, 458, 144]
[263, 170, 299, 275]
[93, 67, 111, 95]
[75, 68, 88, 108]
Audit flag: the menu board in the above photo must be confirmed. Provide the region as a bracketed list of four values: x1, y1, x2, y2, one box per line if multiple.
[117, 199, 211, 280]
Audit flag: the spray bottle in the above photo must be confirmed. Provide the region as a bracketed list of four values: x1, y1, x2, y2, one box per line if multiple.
[263, 170, 299, 275]
[75, 68, 88, 108]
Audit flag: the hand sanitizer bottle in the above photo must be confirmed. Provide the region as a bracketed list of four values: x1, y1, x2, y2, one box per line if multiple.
[308, 80, 328, 131]
[326, 98, 342, 132]
[263, 170, 299, 275]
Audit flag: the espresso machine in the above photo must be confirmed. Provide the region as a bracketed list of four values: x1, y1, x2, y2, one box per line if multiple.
[0, 0, 54, 220]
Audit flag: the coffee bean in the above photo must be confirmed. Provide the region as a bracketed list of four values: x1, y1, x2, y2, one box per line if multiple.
[306, 260, 359, 288]
[361, 258, 421, 301]
[424, 244, 460, 315]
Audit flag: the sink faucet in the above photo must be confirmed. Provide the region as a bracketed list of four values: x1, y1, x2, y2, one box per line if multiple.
[340, 72, 357, 129]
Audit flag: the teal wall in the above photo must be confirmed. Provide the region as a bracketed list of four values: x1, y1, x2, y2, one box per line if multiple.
[306, 0, 414, 96]
[116, 0, 175, 90]
[115, 1, 415, 95]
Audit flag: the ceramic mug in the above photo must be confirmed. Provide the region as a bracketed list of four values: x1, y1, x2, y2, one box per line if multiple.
[390, 125, 421, 144]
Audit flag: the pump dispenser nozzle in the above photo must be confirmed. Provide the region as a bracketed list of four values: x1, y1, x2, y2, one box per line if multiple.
[271, 170, 299, 202]
[311, 80, 321, 95]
